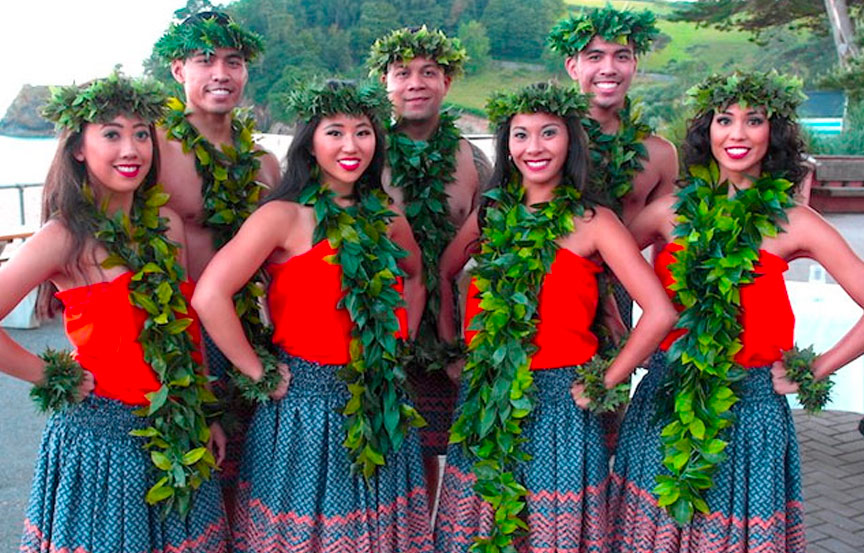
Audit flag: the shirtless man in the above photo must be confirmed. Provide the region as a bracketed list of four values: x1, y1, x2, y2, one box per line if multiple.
[548, 6, 679, 449]
[151, 10, 280, 522]
[367, 25, 492, 500]
[549, 5, 678, 228]
[154, 10, 280, 281]
[549, 6, 678, 330]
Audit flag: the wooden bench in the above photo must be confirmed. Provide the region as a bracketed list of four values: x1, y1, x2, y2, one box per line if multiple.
[809, 155, 864, 213]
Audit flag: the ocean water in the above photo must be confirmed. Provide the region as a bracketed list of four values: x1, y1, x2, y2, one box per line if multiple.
[0, 136, 57, 233]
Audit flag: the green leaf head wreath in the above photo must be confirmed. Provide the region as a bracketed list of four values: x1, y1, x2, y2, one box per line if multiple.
[686, 70, 806, 120]
[154, 10, 264, 62]
[41, 71, 167, 133]
[547, 4, 659, 57]
[278, 79, 392, 126]
[367, 25, 468, 77]
[485, 81, 590, 130]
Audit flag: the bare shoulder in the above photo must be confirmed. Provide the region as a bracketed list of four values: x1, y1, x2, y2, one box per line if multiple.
[247, 198, 303, 228]
[30, 219, 75, 251]
[158, 205, 186, 239]
[787, 202, 823, 224]
[4, 219, 75, 281]
[255, 148, 282, 189]
[577, 204, 621, 231]
[644, 134, 677, 164]
[462, 138, 492, 178]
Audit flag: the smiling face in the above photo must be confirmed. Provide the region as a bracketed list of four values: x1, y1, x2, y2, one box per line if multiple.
[710, 103, 770, 181]
[75, 115, 154, 197]
[566, 36, 637, 111]
[171, 47, 248, 114]
[312, 113, 376, 192]
[508, 112, 569, 191]
[384, 56, 452, 122]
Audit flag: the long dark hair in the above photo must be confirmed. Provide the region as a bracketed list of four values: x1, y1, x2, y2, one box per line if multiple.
[264, 115, 386, 205]
[36, 123, 161, 318]
[682, 110, 807, 189]
[478, 112, 594, 226]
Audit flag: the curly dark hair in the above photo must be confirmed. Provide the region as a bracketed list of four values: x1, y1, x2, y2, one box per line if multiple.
[682, 110, 807, 189]
[478, 113, 596, 226]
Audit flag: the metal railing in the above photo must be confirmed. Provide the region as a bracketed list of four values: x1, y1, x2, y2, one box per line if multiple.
[0, 183, 42, 226]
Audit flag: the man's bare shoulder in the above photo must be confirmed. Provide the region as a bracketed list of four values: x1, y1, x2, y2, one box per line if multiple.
[643, 133, 677, 162]
[255, 147, 282, 189]
[460, 138, 492, 188]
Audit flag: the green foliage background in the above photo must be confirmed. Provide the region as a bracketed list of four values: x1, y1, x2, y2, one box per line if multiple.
[146, 0, 852, 152]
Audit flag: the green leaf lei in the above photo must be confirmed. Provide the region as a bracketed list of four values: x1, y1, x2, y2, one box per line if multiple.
[547, 4, 659, 57]
[783, 345, 834, 414]
[367, 25, 468, 77]
[298, 182, 426, 479]
[573, 338, 631, 414]
[583, 97, 652, 215]
[654, 162, 795, 525]
[386, 110, 462, 370]
[449, 173, 586, 553]
[30, 348, 85, 413]
[83, 183, 218, 518]
[161, 98, 273, 359]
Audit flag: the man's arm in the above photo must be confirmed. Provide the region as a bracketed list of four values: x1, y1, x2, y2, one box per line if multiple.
[467, 140, 493, 210]
[645, 135, 679, 202]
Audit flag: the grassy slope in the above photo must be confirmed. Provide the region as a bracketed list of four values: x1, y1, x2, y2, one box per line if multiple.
[449, 0, 763, 111]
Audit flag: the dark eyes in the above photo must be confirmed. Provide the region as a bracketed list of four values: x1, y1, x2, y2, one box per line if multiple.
[135, 130, 151, 140]
[715, 116, 765, 126]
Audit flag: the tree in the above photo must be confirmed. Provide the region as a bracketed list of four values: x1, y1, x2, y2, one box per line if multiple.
[481, 0, 562, 60]
[457, 20, 491, 74]
[351, 1, 401, 55]
[670, 0, 862, 66]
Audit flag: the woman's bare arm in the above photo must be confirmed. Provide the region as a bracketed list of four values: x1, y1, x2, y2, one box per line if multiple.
[192, 202, 293, 380]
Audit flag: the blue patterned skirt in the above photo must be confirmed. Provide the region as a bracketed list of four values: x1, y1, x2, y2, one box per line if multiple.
[203, 332, 253, 529]
[20, 395, 229, 553]
[232, 352, 433, 553]
[608, 352, 806, 553]
[435, 367, 610, 553]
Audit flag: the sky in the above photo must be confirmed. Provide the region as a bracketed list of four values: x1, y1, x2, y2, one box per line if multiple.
[1, 1, 219, 114]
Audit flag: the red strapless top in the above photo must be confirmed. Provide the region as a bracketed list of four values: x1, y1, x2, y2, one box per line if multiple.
[55, 273, 202, 405]
[463, 249, 603, 370]
[655, 243, 794, 367]
[267, 240, 409, 365]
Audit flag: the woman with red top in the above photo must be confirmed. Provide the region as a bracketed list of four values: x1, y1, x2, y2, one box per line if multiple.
[192, 80, 433, 552]
[0, 74, 228, 553]
[433, 82, 676, 553]
[608, 71, 864, 553]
